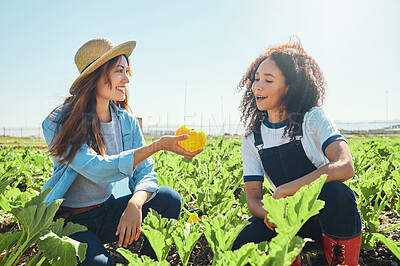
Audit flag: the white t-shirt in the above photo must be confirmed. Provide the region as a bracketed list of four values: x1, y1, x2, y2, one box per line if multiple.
[242, 107, 345, 189]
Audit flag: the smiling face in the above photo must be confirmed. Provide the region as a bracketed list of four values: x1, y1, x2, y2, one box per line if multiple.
[95, 56, 130, 103]
[251, 59, 289, 118]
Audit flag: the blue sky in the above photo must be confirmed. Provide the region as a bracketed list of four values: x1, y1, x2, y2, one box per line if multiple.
[1, 0, 399, 134]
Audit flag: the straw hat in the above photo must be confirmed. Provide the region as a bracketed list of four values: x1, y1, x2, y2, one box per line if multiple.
[70, 37, 136, 95]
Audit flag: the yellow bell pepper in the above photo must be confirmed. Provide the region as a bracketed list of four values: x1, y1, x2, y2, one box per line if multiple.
[175, 125, 206, 152]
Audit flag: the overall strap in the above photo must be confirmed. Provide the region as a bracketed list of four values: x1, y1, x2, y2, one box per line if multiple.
[253, 121, 264, 154]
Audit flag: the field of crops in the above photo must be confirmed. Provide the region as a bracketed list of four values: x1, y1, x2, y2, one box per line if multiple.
[0, 136, 399, 265]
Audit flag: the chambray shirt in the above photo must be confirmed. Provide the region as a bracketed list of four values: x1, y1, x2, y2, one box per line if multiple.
[41, 102, 158, 204]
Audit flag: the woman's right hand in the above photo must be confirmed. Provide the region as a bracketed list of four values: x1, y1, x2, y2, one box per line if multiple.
[133, 134, 202, 168]
[264, 212, 277, 231]
[158, 135, 203, 159]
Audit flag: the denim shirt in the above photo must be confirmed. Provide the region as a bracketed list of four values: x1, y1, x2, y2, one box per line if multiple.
[41, 102, 158, 204]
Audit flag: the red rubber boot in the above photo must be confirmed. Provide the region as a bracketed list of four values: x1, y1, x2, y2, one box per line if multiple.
[291, 254, 301, 266]
[323, 233, 362, 266]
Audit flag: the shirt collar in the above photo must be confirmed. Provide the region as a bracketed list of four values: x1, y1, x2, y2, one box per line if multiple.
[263, 119, 288, 129]
[109, 102, 125, 116]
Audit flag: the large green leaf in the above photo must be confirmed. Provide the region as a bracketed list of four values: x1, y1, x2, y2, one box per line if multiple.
[51, 218, 87, 237]
[0, 230, 23, 253]
[262, 175, 326, 238]
[38, 231, 87, 266]
[0, 189, 62, 266]
[11, 198, 62, 241]
[216, 243, 256, 266]
[202, 209, 250, 264]
[247, 233, 307, 266]
[141, 209, 176, 261]
[172, 219, 202, 266]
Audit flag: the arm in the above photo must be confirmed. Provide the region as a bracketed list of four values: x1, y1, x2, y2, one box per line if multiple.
[273, 140, 354, 199]
[241, 134, 276, 229]
[42, 114, 202, 185]
[132, 135, 202, 168]
[245, 181, 276, 230]
[246, 181, 267, 219]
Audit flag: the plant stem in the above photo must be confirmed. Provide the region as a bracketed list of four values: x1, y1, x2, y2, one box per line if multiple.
[36, 256, 46, 266]
[5, 232, 25, 266]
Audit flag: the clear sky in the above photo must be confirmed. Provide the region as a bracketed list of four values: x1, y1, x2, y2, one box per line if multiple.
[1, 0, 399, 134]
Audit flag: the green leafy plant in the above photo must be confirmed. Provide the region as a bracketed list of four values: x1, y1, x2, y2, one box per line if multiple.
[141, 209, 176, 262]
[35, 218, 87, 266]
[348, 139, 400, 258]
[0, 188, 87, 266]
[202, 208, 250, 265]
[172, 215, 203, 266]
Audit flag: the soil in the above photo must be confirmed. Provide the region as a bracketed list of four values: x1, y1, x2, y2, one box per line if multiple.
[1, 211, 399, 265]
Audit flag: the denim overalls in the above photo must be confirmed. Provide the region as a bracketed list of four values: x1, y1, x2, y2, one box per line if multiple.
[233, 122, 362, 251]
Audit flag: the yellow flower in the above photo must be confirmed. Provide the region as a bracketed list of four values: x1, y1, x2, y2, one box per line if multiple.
[187, 212, 201, 224]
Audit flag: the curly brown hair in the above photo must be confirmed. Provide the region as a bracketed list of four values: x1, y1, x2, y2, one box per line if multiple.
[237, 38, 326, 140]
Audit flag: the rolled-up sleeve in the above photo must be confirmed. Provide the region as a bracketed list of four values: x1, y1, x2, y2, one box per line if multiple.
[242, 134, 265, 183]
[68, 146, 135, 183]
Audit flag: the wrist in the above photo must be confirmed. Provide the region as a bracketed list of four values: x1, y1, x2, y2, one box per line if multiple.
[153, 138, 164, 152]
[128, 199, 143, 208]
[128, 190, 152, 208]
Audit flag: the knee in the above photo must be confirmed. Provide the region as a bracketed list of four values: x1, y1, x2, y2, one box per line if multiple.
[319, 182, 357, 209]
[157, 186, 182, 219]
[232, 217, 276, 251]
[318, 182, 362, 236]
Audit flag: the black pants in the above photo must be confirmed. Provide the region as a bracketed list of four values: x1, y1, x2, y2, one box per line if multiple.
[56, 186, 182, 265]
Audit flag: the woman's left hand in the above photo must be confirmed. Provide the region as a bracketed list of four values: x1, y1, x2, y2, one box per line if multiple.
[273, 182, 297, 199]
[116, 202, 142, 247]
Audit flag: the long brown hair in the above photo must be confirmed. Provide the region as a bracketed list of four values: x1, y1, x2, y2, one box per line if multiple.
[49, 55, 132, 164]
[237, 38, 326, 140]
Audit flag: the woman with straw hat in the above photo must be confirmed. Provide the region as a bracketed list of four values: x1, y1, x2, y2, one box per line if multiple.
[42, 37, 202, 265]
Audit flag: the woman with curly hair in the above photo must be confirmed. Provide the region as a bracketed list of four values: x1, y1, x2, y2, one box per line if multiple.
[232, 39, 362, 266]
